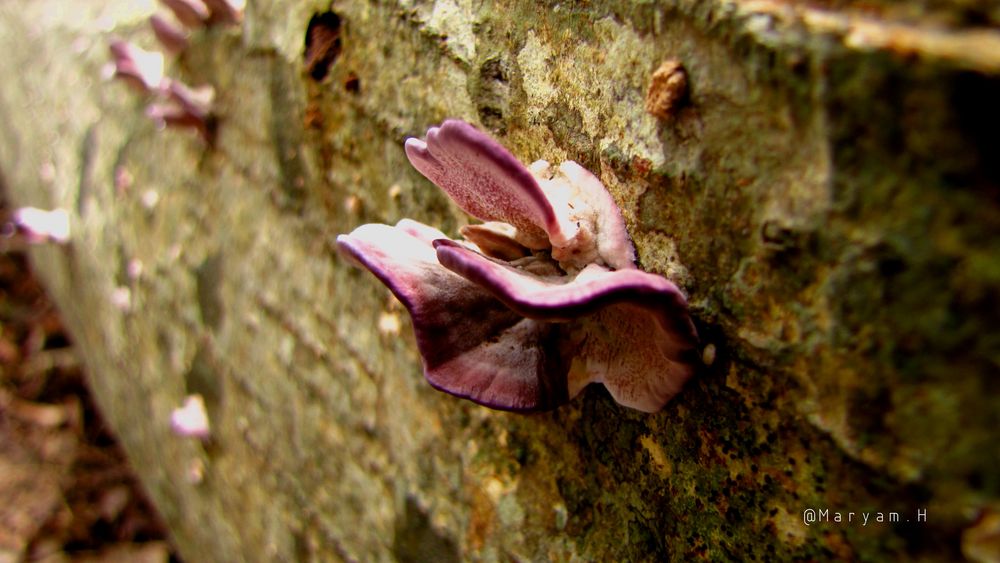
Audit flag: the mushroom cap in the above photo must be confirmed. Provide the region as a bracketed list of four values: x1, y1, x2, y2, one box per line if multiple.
[159, 0, 209, 28]
[405, 120, 637, 270]
[337, 223, 571, 412]
[404, 120, 560, 249]
[434, 239, 698, 412]
[108, 40, 165, 93]
[338, 218, 698, 412]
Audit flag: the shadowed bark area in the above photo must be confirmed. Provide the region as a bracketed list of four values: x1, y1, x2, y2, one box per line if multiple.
[1, 0, 998, 560]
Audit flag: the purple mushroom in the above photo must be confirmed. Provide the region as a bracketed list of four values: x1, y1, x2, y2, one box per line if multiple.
[336, 120, 699, 412]
[159, 0, 210, 28]
[146, 80, 214, 139]
[201, 0, 244, 25]
[150, 14, 190, 54]
[158, 0, 243, 28]
[108, 40, 165, 93]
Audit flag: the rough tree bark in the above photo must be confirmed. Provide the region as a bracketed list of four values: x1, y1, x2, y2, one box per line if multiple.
[1, 0, 998, 560]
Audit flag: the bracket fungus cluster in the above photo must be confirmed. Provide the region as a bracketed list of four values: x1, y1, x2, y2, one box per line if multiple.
[107, 0, 244, 140]
[337, 120, 699, 412]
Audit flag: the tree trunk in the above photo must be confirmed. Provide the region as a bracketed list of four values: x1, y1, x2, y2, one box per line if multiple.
[1, 0, 998, 559]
